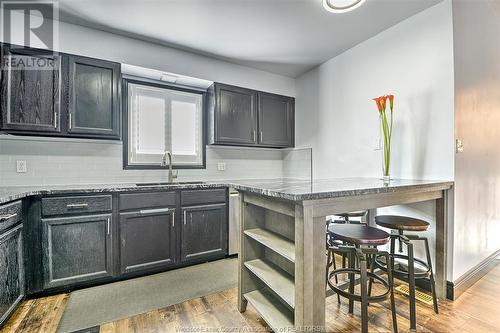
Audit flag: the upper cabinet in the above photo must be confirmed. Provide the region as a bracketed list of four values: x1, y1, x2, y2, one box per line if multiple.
[208, 83, 294, 148]
[0, 43, 121, 140]
[258, 92, 294, 148]
[65, 55, 121, 139]
[0, 45, 62, 134]
[212, 83, 258, 145]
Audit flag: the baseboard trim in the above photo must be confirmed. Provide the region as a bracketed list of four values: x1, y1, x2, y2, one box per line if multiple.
[452, 249, 500, 300]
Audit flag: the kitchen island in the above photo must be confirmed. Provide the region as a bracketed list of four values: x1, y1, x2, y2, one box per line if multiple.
[234, 178, 453, 332]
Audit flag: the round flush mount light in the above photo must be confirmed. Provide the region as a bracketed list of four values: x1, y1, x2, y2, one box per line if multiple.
[322, 0, 366, 13]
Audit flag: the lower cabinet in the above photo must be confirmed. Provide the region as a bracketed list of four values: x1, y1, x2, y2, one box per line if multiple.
[41, 214, 113, 289]
[34, 189, 228, 293]
[181, 203, 227, 263]
[119, 208, 176, 274]
[0, 224, 24, 325]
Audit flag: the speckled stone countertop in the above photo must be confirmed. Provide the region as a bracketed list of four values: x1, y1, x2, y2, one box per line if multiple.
[230, 178, 453, 201]
[0, 178, 453, 205]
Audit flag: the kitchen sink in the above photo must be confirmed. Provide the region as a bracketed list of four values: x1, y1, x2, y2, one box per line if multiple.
[135, 181, 205, 186]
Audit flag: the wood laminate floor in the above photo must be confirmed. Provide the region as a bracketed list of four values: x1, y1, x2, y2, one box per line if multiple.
[3, 264, 500, 333]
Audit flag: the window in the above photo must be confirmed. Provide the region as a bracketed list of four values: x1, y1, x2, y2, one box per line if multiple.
[125, 80, 205, 168]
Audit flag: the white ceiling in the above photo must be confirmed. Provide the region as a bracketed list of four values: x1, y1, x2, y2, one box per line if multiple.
[57, 0, 443, 77]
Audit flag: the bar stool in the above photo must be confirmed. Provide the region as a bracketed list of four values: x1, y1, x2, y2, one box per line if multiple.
[338, 210, 368, 224]
[327, 224, 398, 333]
[374, 215, 439, 331]
[326, 210, 368, 303]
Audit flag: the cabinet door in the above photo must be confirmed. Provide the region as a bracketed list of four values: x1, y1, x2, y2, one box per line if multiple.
[258, 92, 294, 147]
[41, 214, 113, 289]
[215, 83, 257, 145]
[0, 224, 24, 326]
[66, 55, 121, 139]
[119, 208, 176, 275]
[1, 45, 61, 133]
[181, 204, 227, 263]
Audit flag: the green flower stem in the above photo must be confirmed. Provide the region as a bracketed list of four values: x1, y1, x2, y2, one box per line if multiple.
[381, 108, 392, 177]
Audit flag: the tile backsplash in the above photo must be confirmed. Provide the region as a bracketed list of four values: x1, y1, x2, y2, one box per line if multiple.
[0, 135, 312, 186]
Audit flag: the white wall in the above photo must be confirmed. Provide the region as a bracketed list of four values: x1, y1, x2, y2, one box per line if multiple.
[295, 1, 455, 278]
[2, 12, 295, 96]
[452, 0, 500, 281]
[296, 0, 454, 180]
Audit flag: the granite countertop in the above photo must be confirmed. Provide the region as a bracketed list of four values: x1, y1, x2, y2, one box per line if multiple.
[0, 178, 453, 205]
[230, 178, 454, 201]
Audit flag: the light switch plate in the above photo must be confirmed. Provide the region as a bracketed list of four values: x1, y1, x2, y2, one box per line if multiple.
[16, 160, 27, 173]
[217, 162, 226, 171]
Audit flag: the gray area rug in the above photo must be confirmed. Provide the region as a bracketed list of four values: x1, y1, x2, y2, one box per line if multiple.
[57, 258, 237, 333]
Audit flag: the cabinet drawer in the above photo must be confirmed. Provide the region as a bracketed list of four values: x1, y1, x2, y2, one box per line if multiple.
[119, 192, 176, 211]
[181, 189, 227, 206]
[42, 195, 112, 217]
[0, 201, 22, 233]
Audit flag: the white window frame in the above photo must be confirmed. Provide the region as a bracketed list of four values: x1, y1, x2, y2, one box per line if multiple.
[124, 79, 206, 169]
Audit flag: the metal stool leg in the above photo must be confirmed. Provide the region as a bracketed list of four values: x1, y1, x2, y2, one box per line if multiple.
[326, 249, 332, 280]
[326, 248, 341, 304]
[386, 252, 398, 332]
[390, 234, 396, 257]
[367, 251, 375, 300]
[407, 241, 417, 330]
[423, 237, 439, 314]
[398, 229, 404, 253]
[348, 250, 355, 314]
[332, 252, 341, 304]
[359, 252, 369, 333]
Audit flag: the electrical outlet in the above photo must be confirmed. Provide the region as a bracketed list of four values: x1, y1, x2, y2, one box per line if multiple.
[217, 162, 226, 171]
[456, 139, 464, 153]
[16, 160, 27, 173]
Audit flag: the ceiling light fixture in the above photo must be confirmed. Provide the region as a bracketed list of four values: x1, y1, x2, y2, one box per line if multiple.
[322, 0, 366, 13]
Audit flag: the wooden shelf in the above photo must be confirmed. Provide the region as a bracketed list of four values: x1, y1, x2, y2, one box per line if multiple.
[245, 259, 295, 308]
[244, 228, 295, 263]
[244, 290, 294, 331]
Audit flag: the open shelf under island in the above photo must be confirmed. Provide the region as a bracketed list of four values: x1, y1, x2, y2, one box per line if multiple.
[232, 178, 453, 332]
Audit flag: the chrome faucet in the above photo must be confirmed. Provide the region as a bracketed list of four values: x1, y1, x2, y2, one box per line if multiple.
[161, 151, 178, 183]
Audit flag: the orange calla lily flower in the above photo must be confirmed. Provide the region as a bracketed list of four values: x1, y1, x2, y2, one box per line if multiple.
[387, 95, 394, 111]
[373, 96, 388, 113]
[373, 94, 395, 179]
[373, 97, 383, 113]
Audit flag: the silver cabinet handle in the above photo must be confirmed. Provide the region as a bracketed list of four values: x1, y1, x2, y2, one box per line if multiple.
[54, 111, 58, 128]
[139, 207, 172, 215]
[68, 113, 72, 129]
[106, 218, 110, 235]
[260, 131, 263, 142]
[253, 130, 256, 142]
[0, 213, 17, 222]
[172, 212, 175, 228]
[183, 210, 187, 226]
[67, 203, 89, 209]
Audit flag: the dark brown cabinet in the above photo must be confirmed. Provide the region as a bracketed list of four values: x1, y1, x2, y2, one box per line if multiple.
[28, 189, 227, 293]
[212, 83, 258, 145]
[119, 208, 176, 274]
[0, 43, 121, 140]
[208, 83, 294, 148]
[0, 45, 62, 134]
[66, 55, 121, 139]
[41, 214, 113, 289]
[181, 203, 227, 263]
[0, 224, 24, 326]
[258, 92, 294, 147]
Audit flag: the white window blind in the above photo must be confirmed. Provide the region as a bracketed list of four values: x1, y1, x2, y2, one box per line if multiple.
[127, 82, 204, 167]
